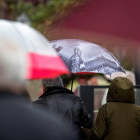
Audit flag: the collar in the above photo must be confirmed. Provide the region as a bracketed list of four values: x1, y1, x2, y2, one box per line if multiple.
[39, 87, 74, 98]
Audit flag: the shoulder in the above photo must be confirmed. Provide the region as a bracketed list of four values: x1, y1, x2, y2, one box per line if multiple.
[73, 96, 83, 102]
[98, 104, 107, 112]
[32, 98, 44, 105]
[134, 104, 140, 108]
[133, 104, 140, 112]
[66, 94, 81, 101]
[64, 95, 83, 106]
[72, 96, 87, 108]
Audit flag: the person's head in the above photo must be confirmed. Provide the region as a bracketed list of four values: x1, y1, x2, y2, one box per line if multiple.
[74, 49, 78, 54]
[89, 77, 98, 85]
[42, 76, 64, 92]
[78, 76, 87, 85]
[0, 41, 26, 93]
[107, 77, 135, 103]
[73, 47, 80, 54]
[78, 51, 81, 56]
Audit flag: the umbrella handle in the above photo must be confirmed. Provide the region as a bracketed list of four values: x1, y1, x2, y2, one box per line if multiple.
[71, 75, 73, 92]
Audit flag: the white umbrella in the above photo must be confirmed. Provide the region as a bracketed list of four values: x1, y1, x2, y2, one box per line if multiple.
[105, 70, 135, 85]
[51, 39, 125, 75]
[0, 20, 69, 79]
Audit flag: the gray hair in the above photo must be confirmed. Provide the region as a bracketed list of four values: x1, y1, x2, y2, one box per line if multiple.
[42, 76, 64, 88]
[0, 37, 26, 88]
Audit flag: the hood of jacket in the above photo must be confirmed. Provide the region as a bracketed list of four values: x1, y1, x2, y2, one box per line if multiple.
[107, 77, 135, 103]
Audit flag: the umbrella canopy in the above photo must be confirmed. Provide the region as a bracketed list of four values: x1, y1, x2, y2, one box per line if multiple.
[50, 39, 125, 76]
[105, 70, 135, 85]
[0, 20, 69, 79]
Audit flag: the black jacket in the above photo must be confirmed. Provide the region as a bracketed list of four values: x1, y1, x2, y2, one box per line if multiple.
[33, 87, 92, 140]
[0, 90, 76, 140]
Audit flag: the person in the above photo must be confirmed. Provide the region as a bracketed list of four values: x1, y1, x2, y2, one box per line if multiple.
[88, 77, 98, 85]
[88, 76, 106, 122]
[74, 76, 87, 96]
[82, 77, 140, 140]
[33, 76, 92, 140]
[69, 47, 84, 73]
[0, 43, 75, 140]
[20, 87, 31, 103]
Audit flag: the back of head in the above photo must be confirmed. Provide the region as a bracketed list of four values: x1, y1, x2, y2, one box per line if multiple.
[107, 77, 135, 103]
[0, 40, 25, 91]
[42, 76, 64, 88]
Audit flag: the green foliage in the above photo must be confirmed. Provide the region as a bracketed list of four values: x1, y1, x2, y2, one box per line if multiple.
[16, 2, 34, 15]
[15, 0, 86, 31]
[1, 0, 86, 31]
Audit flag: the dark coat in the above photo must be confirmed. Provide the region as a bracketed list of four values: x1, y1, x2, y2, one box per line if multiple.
[33, 87, 92, 140]
[82, 77, 140, 140]
[0, 90, 76, 140]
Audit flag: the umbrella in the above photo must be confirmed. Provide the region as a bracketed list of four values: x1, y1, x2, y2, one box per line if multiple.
[105, 70, 135, 85]
[51, 39, 124, 75]
[0, 20, 69, 79]
[50, 39, 125, 90]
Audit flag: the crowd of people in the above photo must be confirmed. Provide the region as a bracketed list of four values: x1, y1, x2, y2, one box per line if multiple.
[1, 43, 140, 140]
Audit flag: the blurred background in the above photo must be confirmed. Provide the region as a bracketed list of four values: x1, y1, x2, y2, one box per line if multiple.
[0, 0, 139, 116]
